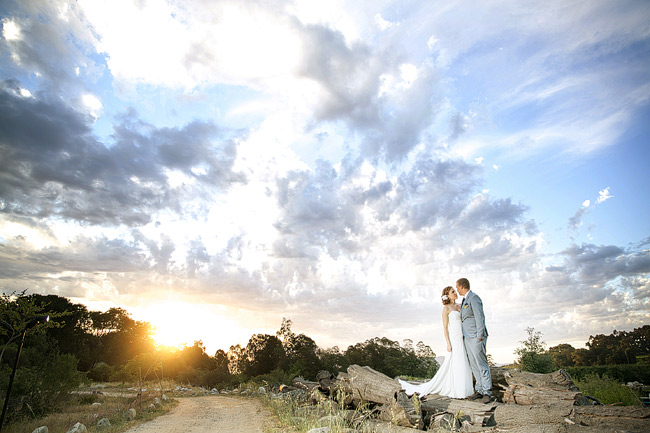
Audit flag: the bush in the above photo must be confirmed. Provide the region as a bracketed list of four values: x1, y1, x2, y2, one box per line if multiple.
[108, 365, 135, 383]
[574, 374, 642, 406]
[87, 361, 113, 382]
[517, 351, 555, 374]
[565, 364, 650, 384]
[0, 347, 83, 424]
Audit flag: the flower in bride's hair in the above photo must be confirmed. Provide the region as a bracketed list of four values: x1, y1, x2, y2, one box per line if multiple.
[441, 295, 449, 301]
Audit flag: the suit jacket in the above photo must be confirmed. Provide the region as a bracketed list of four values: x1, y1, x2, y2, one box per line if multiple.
[460, 290, 488, 340]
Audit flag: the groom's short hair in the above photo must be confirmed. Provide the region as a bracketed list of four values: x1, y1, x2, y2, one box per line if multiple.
[457, 278, 470, 290]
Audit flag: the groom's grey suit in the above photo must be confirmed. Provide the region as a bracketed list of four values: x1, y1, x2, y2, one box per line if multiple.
[460, 290, 492, 396]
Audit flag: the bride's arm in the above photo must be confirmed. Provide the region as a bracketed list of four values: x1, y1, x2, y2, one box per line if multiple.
[442, 307, 452, 352]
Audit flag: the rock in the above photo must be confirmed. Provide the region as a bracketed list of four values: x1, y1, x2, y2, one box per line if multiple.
[318, 415, 347, 427]
[148, 404, 156, 410]
[32, 427, 48, 433]
[307, 428, 330, 433]
[65, 423, 87, 433]
[90, 384, 105, 389]
[626, 381, 644, 390]
[123, 408, 137, 421]
[161, 394, 169, 401]
[97, 418, 110, 428]
[91, 402, 102, 407]
[258, 386, 266, 394]
[154, 397, 161, 406]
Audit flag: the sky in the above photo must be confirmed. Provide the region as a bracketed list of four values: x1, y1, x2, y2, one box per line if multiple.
[1, 0, 649, 364]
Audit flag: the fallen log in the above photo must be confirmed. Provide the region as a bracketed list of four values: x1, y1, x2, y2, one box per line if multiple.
[501, 384, 581, 405]
[503, 369, 578, 391]
[570, 405, 650, 432]
[490, 366, 509, 402]
[493, 401, 574, 426]
[293, 377, 320, 392]
[376, 391, 423, 429]
[335, 365, 401, 406]
[419, 394, 497, 427]
[355, 418, 429, 433]
[316, 370, 335, 391]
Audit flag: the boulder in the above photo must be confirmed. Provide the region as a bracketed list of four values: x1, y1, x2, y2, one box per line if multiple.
[31, 427, 48, 433]
[97, 418, 110, 428]
[307, 428, 331, 433]
[123, 408, 137, 421]
[65, 423, 87, 433]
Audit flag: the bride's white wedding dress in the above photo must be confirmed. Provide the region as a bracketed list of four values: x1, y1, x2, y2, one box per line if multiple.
[399, 310, 473, 399]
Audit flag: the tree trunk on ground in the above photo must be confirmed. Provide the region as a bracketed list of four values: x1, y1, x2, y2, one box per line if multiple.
[334, 365, 402, 406]
[570, 405, 650, 432]
[503, 369, 578, 390]
[292, 376, 319, 392]
[376, 391, 423, 429]
[493, 401, 574, 426]
[500, 369, 582, 405]
[501, 384, 581, 405]
[419, 394, 497, 427]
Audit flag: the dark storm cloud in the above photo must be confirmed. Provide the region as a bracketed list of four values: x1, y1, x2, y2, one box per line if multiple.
[0, 83, 244, 226]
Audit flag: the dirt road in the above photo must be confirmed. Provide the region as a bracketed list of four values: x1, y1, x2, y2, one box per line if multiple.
[124, 395, 275, 433]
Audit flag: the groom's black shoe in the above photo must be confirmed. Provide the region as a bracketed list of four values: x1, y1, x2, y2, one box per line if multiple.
[481, 394, 493, 404]
[467, 391, 482, 400]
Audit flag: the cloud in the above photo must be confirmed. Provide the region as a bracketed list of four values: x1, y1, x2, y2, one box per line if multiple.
[597, 187, 613, 204]
[0, 0, 648, 362]
[568, 188, 613, 235]
[0, 82, 244, 226]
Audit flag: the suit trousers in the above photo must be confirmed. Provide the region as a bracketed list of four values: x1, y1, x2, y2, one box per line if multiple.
[464, 336, 492, 395]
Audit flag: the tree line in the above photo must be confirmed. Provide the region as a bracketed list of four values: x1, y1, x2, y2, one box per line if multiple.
[1, 293, 437, 422]
[515, 326, 650, 374]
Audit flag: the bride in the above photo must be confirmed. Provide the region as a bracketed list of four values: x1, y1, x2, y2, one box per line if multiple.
[398, 286, 474, 399]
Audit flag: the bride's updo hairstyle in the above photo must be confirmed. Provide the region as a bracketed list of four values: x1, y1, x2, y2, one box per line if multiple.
[441, 286, 453, 305]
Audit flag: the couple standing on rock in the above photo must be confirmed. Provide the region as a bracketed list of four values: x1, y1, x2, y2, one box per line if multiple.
[399, 278, 493, 404]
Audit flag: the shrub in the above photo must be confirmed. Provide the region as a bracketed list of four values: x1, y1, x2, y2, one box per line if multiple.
[87, 361, 113, 382]
[565, 364, 650, 384]
[0, 347, 82, 424]
[574, 374, 641, 406]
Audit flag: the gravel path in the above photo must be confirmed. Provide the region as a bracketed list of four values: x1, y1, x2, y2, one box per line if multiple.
[124, 395, 273, 433]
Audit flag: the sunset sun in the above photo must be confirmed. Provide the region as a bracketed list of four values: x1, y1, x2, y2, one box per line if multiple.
[134, 300, 236, 353]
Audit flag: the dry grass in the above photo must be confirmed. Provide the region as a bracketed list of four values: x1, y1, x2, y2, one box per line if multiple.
[2, 382, 178, 433]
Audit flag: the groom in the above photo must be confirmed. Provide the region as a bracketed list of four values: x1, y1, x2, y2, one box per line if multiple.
[457, 278, 492, 403]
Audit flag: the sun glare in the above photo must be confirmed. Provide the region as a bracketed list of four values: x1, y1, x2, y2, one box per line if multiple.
[134, 301, 236, 354]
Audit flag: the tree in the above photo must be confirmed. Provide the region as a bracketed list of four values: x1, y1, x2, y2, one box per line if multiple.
[22, 294, 100, 371]
[243, 334, 286, 377]
[547, 343, 576, 368]
[275, 318, 323, 379]
[285, 333, 323, 379]
[0, 292, 82, 424]
[514, 327, 554, 373]
[227, 344, 246, 375]
[342, 337, 436, 378]
[95, 309, 155, 365]
[318, 346, 345, 373]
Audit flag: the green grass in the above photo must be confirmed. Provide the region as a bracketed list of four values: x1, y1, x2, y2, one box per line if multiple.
[574, 374, 642, 406]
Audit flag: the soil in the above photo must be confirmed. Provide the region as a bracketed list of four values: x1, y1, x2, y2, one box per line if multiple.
[123, 395, 276, 433]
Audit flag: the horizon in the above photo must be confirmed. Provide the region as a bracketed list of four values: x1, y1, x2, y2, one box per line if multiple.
[1, 0, 649, 367]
